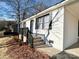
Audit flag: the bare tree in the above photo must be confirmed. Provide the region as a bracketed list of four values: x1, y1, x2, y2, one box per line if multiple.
[3, 0, 29, 33]
[0, 0, 48, 45]
[1, 0, 48, 33]
[33, 2, 48, 12]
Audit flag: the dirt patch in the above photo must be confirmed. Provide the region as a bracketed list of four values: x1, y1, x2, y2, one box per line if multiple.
[0, 37, 13, 59]
[6, 44, 49, 59]
[0, 37, 12, 45]
[0, 36, 49, 59]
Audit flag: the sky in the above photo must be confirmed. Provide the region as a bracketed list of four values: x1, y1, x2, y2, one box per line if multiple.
[0, 0, 64, 21]
[0, 1, 13, 20]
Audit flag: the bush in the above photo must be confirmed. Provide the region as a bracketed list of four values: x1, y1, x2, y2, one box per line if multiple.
[4, 32, 18, 36]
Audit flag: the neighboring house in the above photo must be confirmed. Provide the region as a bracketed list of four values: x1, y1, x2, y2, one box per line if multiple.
[0, 20, 17, 32]
[20, 0, 79, 51]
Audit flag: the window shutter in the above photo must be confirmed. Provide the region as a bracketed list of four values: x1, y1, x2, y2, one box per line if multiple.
[35, 19, 39, 29]
[49, 20, 52, 30]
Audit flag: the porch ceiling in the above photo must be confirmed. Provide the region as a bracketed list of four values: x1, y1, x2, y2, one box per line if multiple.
[66, 1, 79, 19]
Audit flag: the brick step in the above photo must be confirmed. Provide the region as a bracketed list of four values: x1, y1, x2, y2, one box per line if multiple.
[33, 39, 43, 42]
[34, 41, 45, 46]
[32, 36, 47, 48]
[33, 37, 41, 39]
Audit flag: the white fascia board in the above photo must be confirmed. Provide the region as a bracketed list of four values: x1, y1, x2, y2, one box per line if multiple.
[21, 0, 76, 23]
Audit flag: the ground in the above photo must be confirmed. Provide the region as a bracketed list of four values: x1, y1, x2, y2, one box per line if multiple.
[36, 42, 79, 59]
[0, 36, 49, 59]
[0, 37, 12, 59]
[0, 36, 79, 59]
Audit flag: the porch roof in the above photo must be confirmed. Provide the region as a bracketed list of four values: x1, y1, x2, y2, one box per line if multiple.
[65, 1, 79, 19]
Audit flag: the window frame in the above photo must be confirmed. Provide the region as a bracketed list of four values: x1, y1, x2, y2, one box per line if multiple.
[35, 14, 50, 30]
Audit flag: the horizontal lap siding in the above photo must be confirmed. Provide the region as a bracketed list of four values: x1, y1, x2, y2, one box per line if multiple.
[64, 2, 78, 49]
[47, 7, 64, 51]
[21, 7, 65, 51]
[35, 7, 64, 51]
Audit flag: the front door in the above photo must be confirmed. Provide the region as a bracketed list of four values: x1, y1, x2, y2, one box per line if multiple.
[30, 20, 34, 33]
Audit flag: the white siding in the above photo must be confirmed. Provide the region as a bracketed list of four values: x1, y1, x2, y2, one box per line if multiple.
[64, 2, 79, 49]
[20, 22, 23, 28]
[48, 7, 64, 51]
[20, 1, 79, 51]
[21, 7, 65, 51]
[26, 20, 30, 30]
[32, 18, 36, 33]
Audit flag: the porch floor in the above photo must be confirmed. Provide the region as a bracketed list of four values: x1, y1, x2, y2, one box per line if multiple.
[65, 42, 79, 57]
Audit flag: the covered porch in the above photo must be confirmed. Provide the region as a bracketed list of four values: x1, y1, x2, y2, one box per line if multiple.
[63, 0, 79, 50]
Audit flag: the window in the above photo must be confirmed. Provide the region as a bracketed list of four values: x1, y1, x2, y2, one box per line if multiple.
[36, 14, 50, 29]
[38, 17, 43, 29]
[36, 17, 43, 29]
[43, 15, 50, 29]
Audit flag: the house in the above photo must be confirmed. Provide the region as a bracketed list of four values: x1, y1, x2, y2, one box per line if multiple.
[0, 20, 16, 32]
[20, 0, 79, 51]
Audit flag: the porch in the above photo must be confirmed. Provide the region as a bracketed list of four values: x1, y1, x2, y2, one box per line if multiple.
[36, 42, 79, 59]
[65, 42, 79, 57]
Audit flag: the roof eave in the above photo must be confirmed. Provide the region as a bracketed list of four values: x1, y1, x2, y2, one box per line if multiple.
[21, 0, 76, 23]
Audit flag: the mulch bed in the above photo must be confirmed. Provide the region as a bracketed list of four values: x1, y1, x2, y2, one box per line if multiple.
[6, 39, 50, 59]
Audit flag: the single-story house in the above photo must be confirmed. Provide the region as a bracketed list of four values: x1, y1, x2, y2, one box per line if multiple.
[20, 0, 79, 51]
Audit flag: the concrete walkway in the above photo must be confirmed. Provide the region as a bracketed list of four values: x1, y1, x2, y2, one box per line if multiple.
[36, 42, 79, 59]
[36, 47, 61, 57]
[65, 42, 79, 57]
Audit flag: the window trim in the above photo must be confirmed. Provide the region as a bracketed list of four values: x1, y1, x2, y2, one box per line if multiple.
[35, 14, 50, 30]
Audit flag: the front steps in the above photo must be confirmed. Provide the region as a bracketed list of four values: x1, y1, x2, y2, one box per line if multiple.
[20, 33, 48, 48]
[33, 37, 48, 48]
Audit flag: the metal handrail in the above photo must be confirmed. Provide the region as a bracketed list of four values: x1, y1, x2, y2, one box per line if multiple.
[20, 28, 34, 48]
[27, 29, 34, 48]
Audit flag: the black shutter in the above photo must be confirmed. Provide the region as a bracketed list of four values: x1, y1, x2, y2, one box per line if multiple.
[35, 19, 39, 29]
[49, 20, 52, 30]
